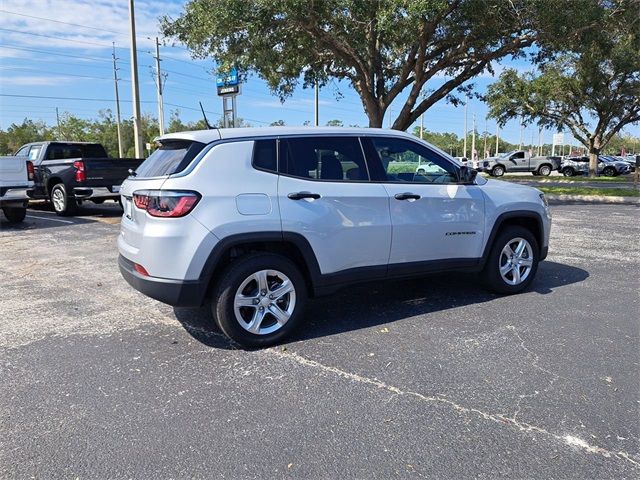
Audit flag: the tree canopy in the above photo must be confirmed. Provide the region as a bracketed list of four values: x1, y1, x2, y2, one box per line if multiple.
[161, 0, 581, 131]
[485, 0, 640, 174]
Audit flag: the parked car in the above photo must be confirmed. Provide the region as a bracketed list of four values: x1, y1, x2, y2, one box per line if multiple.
[0, 155, 34, 223]
[560, 155, 630, 176]
[117, 127, 551, 348]
[610, 155, 636, 172]
[480, 150, 560, 177]
[598, 156, 631, 176]
[14, 141, 143, 216]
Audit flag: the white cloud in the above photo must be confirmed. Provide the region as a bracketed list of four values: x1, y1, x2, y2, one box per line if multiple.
[0, 0, 183, 51]
[0, 75, 72, 86]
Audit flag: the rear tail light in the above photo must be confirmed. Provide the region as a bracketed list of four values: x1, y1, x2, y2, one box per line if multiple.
[73, 160, 86, 182]
[26, 160, 35, 181]
[132, 190, 200, 218]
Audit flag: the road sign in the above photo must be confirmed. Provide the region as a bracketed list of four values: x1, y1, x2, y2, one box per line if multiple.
[552, 133, 564, 145]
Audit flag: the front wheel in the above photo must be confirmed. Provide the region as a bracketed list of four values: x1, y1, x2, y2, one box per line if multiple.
[491, 165, 505, 177]
[562, 167, 575, 177]
[51, 183, 77, 216]
[2, 206, 27, 223]
[482, 226, 539, 294]
[602, 166, 616, 177]
[212, 253, 307, 348]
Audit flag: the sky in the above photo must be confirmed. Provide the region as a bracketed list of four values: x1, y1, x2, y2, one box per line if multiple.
[1, 0, 637, 150]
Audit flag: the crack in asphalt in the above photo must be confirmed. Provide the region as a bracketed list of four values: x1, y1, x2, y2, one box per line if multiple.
[267, 348, 640, 469]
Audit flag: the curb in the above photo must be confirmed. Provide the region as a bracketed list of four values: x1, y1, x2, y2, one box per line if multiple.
[546, 194, 639, 205]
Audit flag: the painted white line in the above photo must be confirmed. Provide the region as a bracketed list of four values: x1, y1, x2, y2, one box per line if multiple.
[26, 215, 74, 224]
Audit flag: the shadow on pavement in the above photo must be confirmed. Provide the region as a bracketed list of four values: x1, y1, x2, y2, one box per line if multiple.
[0, 201, 123, 231]
[173, 260, 588, 350]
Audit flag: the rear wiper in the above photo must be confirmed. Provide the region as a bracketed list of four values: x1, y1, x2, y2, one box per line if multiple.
[128, 169, 137, 177]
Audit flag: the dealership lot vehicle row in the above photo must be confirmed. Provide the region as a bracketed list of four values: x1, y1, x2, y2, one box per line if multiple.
[1, 203, 638, 478]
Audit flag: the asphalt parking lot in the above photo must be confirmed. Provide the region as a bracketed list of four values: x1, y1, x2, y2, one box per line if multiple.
[1, 202, 638, 478]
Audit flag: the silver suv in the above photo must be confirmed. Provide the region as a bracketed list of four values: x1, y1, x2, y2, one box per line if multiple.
[118, 128, 551, 347]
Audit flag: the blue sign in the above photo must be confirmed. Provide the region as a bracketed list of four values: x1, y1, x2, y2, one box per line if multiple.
[216, 67, 239, 87]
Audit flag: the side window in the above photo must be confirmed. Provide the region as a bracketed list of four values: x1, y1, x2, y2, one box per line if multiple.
[280, 136, 368, 181]
[252, 139, 277, 172]
[512, 151, 525, 159]
[15, 146, 30, 157]
[28, 146, 42, 161]
[364, 137, 458, 184]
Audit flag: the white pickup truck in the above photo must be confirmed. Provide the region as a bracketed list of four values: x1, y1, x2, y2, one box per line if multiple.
[0, 156, 34, 223]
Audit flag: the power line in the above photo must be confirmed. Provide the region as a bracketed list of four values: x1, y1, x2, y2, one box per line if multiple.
[0, 44, 111, 62]
[0, 65, 130, 82]
[0, 93, 156, 104]
[0, 9, 127, 35]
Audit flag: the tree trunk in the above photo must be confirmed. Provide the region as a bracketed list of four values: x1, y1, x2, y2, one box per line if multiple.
[588, 136, 602, 177]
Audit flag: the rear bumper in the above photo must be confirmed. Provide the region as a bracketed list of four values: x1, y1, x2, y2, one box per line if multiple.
[73, 186, 120, 200]
[118, 255, 207, 307]
[0, 187, 32, 206]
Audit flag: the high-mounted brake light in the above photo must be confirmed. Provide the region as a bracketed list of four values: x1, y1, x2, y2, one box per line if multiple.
[73, 160, 86, 182]
[26, 160, 35, 181]
[132, 190, 201, 218]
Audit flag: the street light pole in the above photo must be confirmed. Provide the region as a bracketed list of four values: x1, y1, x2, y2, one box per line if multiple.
[128, 0, 144, 158]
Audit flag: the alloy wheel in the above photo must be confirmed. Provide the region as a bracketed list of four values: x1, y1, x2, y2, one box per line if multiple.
[233, 269, 296, 335]
[498, 237, 534, 286]
[52, 188, 65, 212]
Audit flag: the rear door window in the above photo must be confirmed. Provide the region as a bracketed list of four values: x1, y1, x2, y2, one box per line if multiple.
[46, 143, 107, 160]
[279, 136, 369, 181]
[134, 140, 206, 177]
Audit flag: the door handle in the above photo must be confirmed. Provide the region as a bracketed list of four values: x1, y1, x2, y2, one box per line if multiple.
[394, 192, 421, 200]
[287, 191, 321, 200]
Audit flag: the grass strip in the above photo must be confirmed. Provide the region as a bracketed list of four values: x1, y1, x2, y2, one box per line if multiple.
[538, 186, 640, 197]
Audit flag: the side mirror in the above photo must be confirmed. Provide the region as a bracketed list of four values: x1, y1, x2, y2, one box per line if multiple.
[459, 166, 478, 184]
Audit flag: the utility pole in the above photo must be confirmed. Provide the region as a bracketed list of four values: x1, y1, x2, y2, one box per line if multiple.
[537, 127, 542, 156]
[483, 118, 488, 159]
[314, 81, 319, 127]
[128, 0, 144, 158]
[153, 37, 166, 136]
[471, 114, 476, 163]
[463, 102, 468, 158]
[112, 44, 124, 158]
[420, 113, 424, 140]
[495, 124, 500, 155]
[56, 107, 62, 139]
[519, 120, 524, 150]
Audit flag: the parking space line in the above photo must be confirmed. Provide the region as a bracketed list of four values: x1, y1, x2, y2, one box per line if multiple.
[26, 215, 74, 224]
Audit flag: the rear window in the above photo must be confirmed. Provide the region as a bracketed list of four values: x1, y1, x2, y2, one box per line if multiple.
[135, 140, 206, 177]
[46, 143, 107, 159]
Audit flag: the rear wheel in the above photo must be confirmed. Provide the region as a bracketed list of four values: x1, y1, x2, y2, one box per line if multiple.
[51, 183, 77, 216]
[2, 206, 27, 223]
[537, 164, 552, 176]
[482, 226, 539, 294]
[212, 253, 307, 348]
[562, 167, 575, 177]
[491, 165, 505, 177]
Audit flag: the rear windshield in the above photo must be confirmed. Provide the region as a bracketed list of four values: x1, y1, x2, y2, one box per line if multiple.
[46, 143, 107, 159]
[134, 140, 206, 177]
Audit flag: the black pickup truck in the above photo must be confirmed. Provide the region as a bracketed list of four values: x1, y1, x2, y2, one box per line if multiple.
[16, 141, 143, 216]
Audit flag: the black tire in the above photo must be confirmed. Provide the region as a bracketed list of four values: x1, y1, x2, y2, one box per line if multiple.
[482, 226, 539, 294]
[92, 199, 105, 205]
[602, 166, 616, 177]
[491, 165, 505, 177]
[2, 207, 27, 223]
[50, 183, 77, 216]
[537, 164, 552, 176]
[531, 171, 539, 176]
[212, 253, 307, 348]
[562, 167, 575, 177]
